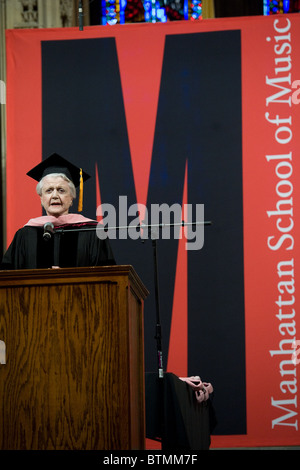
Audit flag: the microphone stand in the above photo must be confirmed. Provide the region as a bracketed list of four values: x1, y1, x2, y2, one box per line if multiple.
[152, 234, 163, 379]
[53, 219, 211, 378]
[53, 231, 61, 267]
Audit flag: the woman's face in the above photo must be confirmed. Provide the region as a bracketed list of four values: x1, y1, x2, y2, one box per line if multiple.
[40, 176, 73, 217]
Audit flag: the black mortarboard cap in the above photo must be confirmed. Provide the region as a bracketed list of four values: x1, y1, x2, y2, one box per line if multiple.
[27, 153, 90, 211]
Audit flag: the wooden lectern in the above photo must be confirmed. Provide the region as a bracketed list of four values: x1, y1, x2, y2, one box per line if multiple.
[0, 265, 148, 450]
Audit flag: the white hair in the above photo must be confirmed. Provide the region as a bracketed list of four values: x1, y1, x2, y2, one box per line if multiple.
[36, 173, 76, 198]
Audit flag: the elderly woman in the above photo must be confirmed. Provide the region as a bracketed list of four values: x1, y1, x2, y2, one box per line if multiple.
[1, 153, 115, 269]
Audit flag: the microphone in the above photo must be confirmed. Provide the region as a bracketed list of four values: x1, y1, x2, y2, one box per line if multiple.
[43, 222, 54, 241]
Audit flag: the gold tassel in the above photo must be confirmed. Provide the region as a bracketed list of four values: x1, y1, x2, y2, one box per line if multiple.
[78, 168, 83, 212]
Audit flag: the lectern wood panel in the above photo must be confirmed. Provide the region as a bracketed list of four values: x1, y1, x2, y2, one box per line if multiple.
[0, 266, 147, 450]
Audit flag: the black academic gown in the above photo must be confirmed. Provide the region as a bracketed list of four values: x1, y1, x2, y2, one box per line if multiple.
[1, 218, 115, 270]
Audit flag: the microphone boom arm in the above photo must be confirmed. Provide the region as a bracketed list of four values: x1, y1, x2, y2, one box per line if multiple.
[52, 219, 212, 377]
